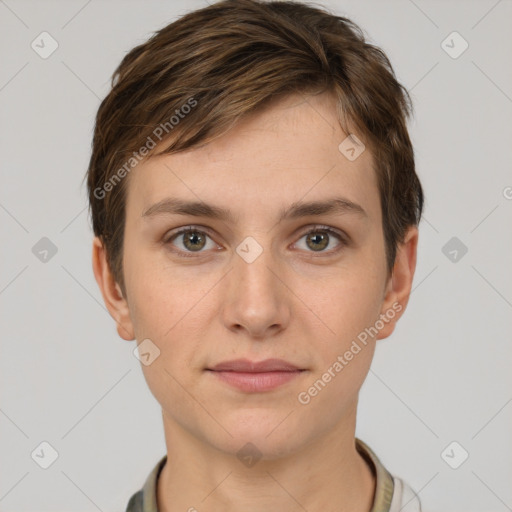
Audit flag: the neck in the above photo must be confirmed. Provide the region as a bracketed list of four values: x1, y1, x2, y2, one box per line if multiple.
[157, 408, 375, 512]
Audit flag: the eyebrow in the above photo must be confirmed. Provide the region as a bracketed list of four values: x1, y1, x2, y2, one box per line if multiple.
[141, 197, 368, 223]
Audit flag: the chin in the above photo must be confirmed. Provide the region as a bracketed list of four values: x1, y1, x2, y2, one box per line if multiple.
[207, 413, 310, 460]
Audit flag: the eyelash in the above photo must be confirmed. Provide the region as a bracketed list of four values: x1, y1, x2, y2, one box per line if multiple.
[163, 224, 348, 258]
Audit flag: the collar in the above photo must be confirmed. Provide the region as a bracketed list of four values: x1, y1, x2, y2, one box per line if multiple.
[132, 438, 395, 512]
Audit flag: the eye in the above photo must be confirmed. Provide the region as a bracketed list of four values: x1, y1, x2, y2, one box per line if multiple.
[164, 226, 219, 255]
[294, 226, 346, 253]
[163, 224, 347, 257]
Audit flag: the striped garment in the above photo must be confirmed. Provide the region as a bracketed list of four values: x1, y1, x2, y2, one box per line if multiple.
[125, 438, 422, 512]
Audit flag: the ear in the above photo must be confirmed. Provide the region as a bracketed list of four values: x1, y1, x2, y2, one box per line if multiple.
[92, 236, 135, 341]
[376, 226, 419, 340]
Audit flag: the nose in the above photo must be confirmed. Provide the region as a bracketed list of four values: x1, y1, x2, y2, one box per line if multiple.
[220, 242, 291, 339]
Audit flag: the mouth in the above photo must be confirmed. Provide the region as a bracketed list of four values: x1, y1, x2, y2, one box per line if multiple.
[205, 358, 306, 393]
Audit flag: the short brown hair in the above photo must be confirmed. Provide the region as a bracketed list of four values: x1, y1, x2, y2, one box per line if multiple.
[86, 0, 423, 295]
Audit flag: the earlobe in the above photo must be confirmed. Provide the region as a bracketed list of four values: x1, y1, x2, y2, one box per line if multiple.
[91, 237, 135, 341]
[376, 226, 419, 341]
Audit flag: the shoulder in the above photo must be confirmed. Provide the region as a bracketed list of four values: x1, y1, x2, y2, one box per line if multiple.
[125, 489, 143, 512]
[123, 455, 167, 512]
[356, 438, 422, 512]
[389, 476, 422, 512]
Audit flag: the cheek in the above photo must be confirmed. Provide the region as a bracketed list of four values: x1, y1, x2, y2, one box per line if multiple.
[124, 254, 210, 373]
[126, 279, 171, 340]
[296, 286, 378, 418]
[299, 267, 384, 346]
[294, 258, 384, 399]
[123, 242, 182, 337]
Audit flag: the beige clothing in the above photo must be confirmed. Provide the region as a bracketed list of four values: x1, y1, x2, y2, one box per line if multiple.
[125, 438, 422, 512]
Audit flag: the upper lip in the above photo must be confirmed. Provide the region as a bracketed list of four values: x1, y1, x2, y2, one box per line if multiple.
[208, 358, 302, 372]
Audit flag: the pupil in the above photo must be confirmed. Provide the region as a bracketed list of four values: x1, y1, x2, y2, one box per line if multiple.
[186, 231, 204, 251]
[308, 231, 328, 251]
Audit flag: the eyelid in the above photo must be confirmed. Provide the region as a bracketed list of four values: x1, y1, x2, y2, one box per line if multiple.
[163, 223, 348, 255]
[291, 224, 348, 254]
[163, 224, 217, 243]
[162, 225, 222, 259]
[294, 224, 348, 243]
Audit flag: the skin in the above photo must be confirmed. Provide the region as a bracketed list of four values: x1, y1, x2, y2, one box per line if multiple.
[93, 92, 418, 512]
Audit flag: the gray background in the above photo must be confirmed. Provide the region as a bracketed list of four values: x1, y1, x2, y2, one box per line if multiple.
[1, 0, 511, 510]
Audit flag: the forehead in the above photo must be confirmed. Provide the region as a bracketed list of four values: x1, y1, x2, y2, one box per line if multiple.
[125, 92, 380, 224]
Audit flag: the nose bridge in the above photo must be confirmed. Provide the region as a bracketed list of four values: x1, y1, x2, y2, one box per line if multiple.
[233, 235, 281, 299]
[222, 234, 289, 336]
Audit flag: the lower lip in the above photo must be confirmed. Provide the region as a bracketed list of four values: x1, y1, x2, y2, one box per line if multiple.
[208, 370, 304, 392]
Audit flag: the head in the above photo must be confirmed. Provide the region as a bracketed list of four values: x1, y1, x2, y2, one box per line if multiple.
[88, 0, 423, 457]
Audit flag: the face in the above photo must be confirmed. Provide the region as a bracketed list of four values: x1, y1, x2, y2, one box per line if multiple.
[95, 92, 416, 459]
